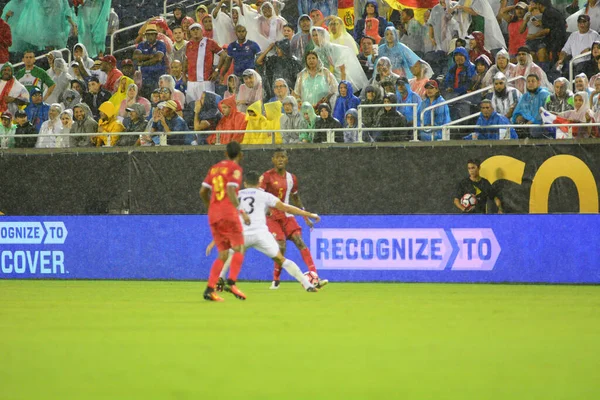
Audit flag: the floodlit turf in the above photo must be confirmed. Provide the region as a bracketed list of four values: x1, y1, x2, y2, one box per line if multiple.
[1, 281, 599, 399]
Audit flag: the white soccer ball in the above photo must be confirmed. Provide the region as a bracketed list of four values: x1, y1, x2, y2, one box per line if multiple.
[461, 193, 477, 210]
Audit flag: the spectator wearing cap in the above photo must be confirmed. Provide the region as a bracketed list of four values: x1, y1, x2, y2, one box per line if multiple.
[93, 101, 125, 147]
[395, 77, 421, 124]
[225, 25, 262, 78]
[585, 0, 600, 33]
[1, 63, 29, 115]
[466, 32, 492, 64]
[443, 47, 476, 120]
[25, 88, 50, 131]
[184, 22, 227, 103]
[71, 103, 97, 147]
[291, 14, 314, 61]
[529, 0, 567, 68]
[500, 2, 528, 61]
[514, 46, 552, 94]
[134, 24, 168, 98]
[120, 59, 135, 81]
[0, 112, 16, 148]
[83, 76, 112, 120]
[556, 14, 600, 74]
[417, 79, 451, 141]
[151, 100, 189, 145]
[464, 99, 518, 140]
[90, 60, 108, 84]
[121, 103, 147, 146]
[14, 110, 38, 148]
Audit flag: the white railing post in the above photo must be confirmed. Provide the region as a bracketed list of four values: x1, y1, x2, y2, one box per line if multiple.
[357, 106, 363, 143]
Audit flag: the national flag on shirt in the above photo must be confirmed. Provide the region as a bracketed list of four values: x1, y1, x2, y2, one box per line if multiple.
[540, 107, 572, 139]
[338, 0, 355, 30]
[383, 0, 439, 24]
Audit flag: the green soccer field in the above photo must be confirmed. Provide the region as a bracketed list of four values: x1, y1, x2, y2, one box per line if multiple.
[1, 281, 599, 399]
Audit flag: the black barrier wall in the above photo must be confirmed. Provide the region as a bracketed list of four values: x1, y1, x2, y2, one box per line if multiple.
[2, 143, 599, 215]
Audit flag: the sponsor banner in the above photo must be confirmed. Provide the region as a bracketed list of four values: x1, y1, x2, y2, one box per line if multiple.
[0, 215, 599, 283]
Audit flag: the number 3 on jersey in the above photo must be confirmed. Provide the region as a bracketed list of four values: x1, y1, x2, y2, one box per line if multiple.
[240, 196, 255, 214]
[212, 175, 225, 201]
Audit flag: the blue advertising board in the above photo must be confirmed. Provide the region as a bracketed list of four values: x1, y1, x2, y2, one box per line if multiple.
[0, 215, 598, 284]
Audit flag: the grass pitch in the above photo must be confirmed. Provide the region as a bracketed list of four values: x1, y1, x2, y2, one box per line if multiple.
[1, 281, 599, 399]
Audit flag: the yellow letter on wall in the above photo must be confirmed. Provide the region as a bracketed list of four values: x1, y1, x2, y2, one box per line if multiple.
[530, 155, 599, 213]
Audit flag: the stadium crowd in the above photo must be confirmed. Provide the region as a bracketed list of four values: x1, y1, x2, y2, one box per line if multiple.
[1, 0, 600, 147]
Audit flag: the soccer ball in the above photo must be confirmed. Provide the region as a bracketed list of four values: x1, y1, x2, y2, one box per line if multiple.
[303, 271, 319, 286]
[461, 193, 477, 210]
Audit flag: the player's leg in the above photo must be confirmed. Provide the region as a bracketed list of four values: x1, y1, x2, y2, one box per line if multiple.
[267, 217, 286, 289]
[254, 233, 316, 292]
[223, 244, 247, 300]
[273, 253, 317, 292]
[289, 232, 329, 288]
[204, 247, 230, 301]
[217, 248, 236, 292]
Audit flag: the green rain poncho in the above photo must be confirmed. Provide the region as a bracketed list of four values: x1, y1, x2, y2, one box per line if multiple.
[12, 0, 74, 51]
[74, 0, 112, 58]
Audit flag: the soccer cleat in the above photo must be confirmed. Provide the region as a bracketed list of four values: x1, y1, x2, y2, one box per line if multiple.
[203, 289, 224, 302]
[216, 277, 225, 292]
[315, 279, 329, 289]
[306, 286, 318, 292]
[225, 284, 247, 300]
[269, 280, 280, 290]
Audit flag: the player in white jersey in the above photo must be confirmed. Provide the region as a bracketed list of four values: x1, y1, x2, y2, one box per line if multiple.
[206, 171, 321, 292]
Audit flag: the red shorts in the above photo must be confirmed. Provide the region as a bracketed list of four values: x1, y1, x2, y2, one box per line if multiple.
[210, 218, 244, 252]
[267, 216, 302, 241]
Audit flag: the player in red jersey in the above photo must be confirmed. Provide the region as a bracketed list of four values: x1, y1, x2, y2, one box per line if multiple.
[199, 141, 251, 301]
[260, 148, 328, 289]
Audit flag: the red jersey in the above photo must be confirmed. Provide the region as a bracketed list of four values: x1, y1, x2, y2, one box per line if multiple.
[186, 38, 223, 82]
[202, 160, 243, 223]
[260, 169, 298, 220]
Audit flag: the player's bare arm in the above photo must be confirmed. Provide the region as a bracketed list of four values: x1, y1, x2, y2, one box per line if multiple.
[274, 201, 321, 223]
[290, 192, 314, 228]
[227, 185, 251, 225]
[199, 186, 211, 209]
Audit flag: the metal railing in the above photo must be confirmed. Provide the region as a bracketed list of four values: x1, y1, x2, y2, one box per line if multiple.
[441, 112, 479, 140]
[11, 48, 72, 69]
[110, 20, 149, 56]
[3, 121, 598, 150]
[357, 103, 419, 142]
[164, 0, 207, 14]
[569, 50, 591, 91]
[420, 76, 527, 140]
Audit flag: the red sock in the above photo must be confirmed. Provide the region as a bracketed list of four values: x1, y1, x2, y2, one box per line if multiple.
[227, 252, 245, 282]
[273, 262, 282, 280]
[207, 259, 225, 288]
[300, 248, 317, 273]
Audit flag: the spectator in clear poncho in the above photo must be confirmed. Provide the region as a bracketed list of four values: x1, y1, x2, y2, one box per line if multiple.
[256, 38, 303, 101]
[377, 26, 421, 79]
[311, 27, 369, 93]
[369, 57, 400, 99]
[294, 50, 338, 108]
[36, 103, 63, 148]
[279, 96, 302, 143]
[342, 108, 360, 143]
[327, 16, 358, 54]
[237, 69, 264, 113]
[45, 59, 73, 106]
[118, 83, 151, 120]
[299, 101, 317, 142]
[544, 77, 574, 114]
[290, 14, 314, 61]
[482, 49, 518, 88]
[224, 74, 240, 99]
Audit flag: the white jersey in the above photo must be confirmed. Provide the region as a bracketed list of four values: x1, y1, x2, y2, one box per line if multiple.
[238, 188, 279, 235]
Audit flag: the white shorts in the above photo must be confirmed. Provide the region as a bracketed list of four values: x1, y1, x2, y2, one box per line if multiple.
[186, 81, 215, 104]
[244, 231, 280, 259]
